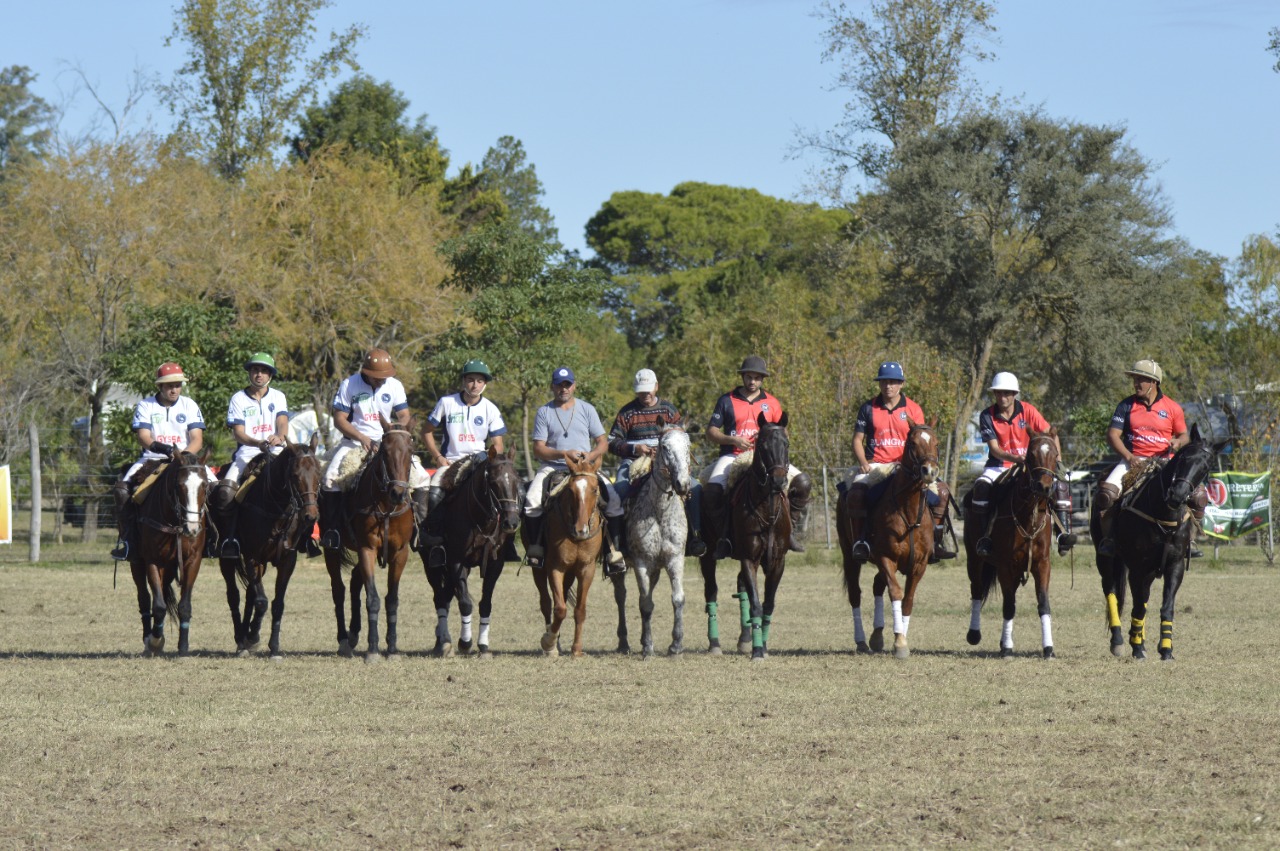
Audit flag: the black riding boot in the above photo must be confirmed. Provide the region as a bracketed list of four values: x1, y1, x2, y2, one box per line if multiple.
[603, 514, 627, 577]
[928, 482, 956, 563]
[787, 473, 812, 553]
[319, 490, 343, 550]
[110, 481, 133, 560]
[523, 513, 545, 567]
[684, 483, 707, 557]
[419, 486, 445, 550]
[703, 483, 731, 560]
[213, 480, 239, 559]
[846, 482, 870, 561]
[1054, 479, 1076, 555]
[972, 480, 993, 556]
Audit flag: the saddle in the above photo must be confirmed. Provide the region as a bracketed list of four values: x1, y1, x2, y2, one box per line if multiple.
[544, 468, 607, 512]
[233, 452, 272, 503]
[331, 447, 372, 493]
[130, 460, 170, 505]
[700, 450, 798, 491]
[434, 452, 485, 494]
[1115, 458, 1167, 516]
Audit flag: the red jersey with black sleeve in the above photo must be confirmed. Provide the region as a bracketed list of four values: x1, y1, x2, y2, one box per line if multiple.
[1111, 393, 1186, 458]
[854, 395, 925, 464]
[709, 389, 783, 457]
[977, 400, 1051, 468]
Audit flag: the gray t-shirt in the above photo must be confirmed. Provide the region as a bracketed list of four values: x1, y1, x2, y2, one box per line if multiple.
[532, 399, 605, 469]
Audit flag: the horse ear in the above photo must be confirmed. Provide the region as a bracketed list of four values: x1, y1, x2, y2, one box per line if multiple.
[506, 446, 517, 461]
[378, 412, 391, 432]
[928, 415, 938, 429]
[197, 446, 209, 464]
[777, 410, 789, 429]
[488, 444, 498, 459]
[1190, 422, 1201, 443]
[309, 432, 320, 452]
[655, 414, 665, 430]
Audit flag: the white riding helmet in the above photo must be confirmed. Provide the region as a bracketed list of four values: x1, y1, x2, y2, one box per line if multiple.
[989, 372, 1020, 393]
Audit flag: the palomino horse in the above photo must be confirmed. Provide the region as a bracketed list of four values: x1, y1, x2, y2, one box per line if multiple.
[700, 412, 792, 660]
[529, 453, 605, 657]
[129, 450, 209, 656]
[837, 423, 939, 659]
[323, 416, 416, 662]
[423, 446, 522, 658]
[1091, 424, 1214, 660]
[219, 436, 321, 659]
[963, 430, 1061, 658]
[625, 420, 692, 658]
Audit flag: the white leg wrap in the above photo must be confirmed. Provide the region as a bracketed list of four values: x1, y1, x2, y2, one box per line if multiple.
[901, 614, 910, 636]
[969, 599, 982, 632]
[479, 617, 491, 646]
[874, 596, 885, 630]
[892, 599, 904, 635]
[1001, 619, 1014, 649]
[460, 614, 472, 642]
[852, 608, 866, 643]
[1040, 613, 1053, 649]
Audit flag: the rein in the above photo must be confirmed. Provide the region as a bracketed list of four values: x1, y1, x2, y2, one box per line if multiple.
[351, 435, 413, 565]
[242, 450, 320, 553]
[461, 461, 520, 567]
[555, 472, 603, 542]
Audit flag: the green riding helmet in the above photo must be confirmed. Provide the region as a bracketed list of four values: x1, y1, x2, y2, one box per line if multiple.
[460, 359, 494, 382]
[245, 352, 278, 377]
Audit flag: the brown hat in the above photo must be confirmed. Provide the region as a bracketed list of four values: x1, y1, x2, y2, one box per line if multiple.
[361, 348, 396, 380]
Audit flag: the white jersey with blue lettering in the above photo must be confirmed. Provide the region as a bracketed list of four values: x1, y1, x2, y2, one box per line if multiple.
[428, 393, 507, 462]
[332, 373, 409, 440]
[131, 395, 206, 462]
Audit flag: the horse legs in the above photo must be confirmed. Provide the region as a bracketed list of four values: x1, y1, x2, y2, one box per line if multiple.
[736, 563, 764, 660]
[348, 566, 365, 658]
[176, 562, 197, 657]
[132, 561, 154, 655]
[268, 553, 297, 659]
[220, 557, 247, 652]
[700, 551, 722, 655]
[874, 556, 910, 659]
[245, 573, 269, 651]
[611, 571, 629, 654]
[634, 558, 657, 658]
[539, 568, 567, 656]
[145, 562, 169, 655]
[383, 550, 408, 658]
[998, 570, 1019, 659]
[1033, 561, 1054, 660]
[570, 567, 596, 658]
[1127, 568, 1157, 661]
[357, 553, 382, 662]
[454, 564, 475, 655]
[1093, 507, 1127, 656]
[1157, 552, 1187, 661]
[325, 552, 352, 657]
[667, 553, 686, 657]
[895, 559, 928, 660]
[870, 570, 889, 653]
[426, 555, 454, 657]
[476, 558, 504, 657]
[760, 561, 785, 659]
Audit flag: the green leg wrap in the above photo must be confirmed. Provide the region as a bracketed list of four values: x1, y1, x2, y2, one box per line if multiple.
[735, 591, 750, 631]
[706, 601, 719, 642]
[762, 613, 772, 645]
[751, 615, 763, 650]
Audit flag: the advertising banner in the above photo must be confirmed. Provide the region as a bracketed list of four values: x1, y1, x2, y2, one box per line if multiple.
[1202, 470, 1271, 540]
[0, 466, 10, 544]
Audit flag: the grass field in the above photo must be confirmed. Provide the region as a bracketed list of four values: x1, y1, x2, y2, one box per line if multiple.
[0, 542, 1277, 848]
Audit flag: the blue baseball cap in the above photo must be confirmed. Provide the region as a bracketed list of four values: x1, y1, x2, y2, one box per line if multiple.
[875, 361, 905, 381]
[551, 366, 575, 385]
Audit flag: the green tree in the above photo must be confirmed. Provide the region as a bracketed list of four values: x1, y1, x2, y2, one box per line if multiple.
[290, 74, 449, 191]
[800, 0, 996, 189]
[1269, 26, 1280, 72]
[0, 65, 55, 180]
[870, 110, 1188, 489]
[436, 221, 608, 476]
[159, 0, 365, 179]
[480, 136, 558, 245]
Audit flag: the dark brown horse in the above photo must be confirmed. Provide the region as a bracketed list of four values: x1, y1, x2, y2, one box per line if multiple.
[699, 412, 792, 660]
[528, 453, 605, 657]
[423, 446, 522, 658]
[837, 423, 939, 659]
[963, 430, 1060, 658]
[219, 436, 321, 659]
[323, 416, 416, 662]
[129, 450, 209, 656]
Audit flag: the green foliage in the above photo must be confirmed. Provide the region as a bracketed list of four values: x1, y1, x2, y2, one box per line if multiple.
[0, 65, 54, 180]
[159, 0, 365, 179]
[1065, 401, 1115, 465]
[479, 136, 558, 246]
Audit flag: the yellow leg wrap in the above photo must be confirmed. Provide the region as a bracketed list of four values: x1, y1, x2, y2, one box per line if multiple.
[1106, 593, 1120, 629]
[1129, 616, 1145, 646]
[1159, 620, 1173, 651]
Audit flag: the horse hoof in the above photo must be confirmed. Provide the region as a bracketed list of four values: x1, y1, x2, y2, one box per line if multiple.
[642, 648, 655, 660]
[433, 641, 453, 658]
[1043, 647, 1056, 660]
[147, 635, 165, 654]
[966, 629, 981, 646]
[893, 638, 909, 660]
[708, 644, 723, 656]
[477, 645, 492, 659]
[869, 630, 885, 653]
[616, 643, 630, 655]
[337, 640, 353, 659]
[1110, 643, 1125, 658]
[543, 646, 559, 658]
[751, 651, 765, 662]
[269, 654, 285, 664]
[237, 647, 253, 658]
[364, 652, 382, 664]
[1132, 648, 1147, 661]
[1159, 650, 1174, 661]
[457, 639, 473, 655]
[1000, 647, 1014, 659]
[667, 644, 683, 657]
[539, 632, 557, 653]
[855, 641, 872, 654]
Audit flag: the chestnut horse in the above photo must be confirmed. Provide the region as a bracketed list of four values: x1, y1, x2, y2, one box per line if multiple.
[323, 417, 416, 662]
[837, 423, 939, 659]
[129, 450, 209, 656]
[529, 453, 605, 657]
[963, 431, 1060, 658]
[699, 412, 792, 660]
[1091, 424, 1214, 660]
[219, 436, 321, 659]
[423, 446, 522, 658]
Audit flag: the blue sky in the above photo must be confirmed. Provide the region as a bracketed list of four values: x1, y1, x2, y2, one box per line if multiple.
[5, 1, 1278, 260]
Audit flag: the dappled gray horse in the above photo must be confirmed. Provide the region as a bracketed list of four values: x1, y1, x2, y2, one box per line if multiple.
[624, 423, 692, 657]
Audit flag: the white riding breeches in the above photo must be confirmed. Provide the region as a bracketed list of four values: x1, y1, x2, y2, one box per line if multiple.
[523, 464, 622, 518]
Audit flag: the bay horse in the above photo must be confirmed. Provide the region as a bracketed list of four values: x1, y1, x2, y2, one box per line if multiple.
[529, 453, 605, 657]
[1091, 424, 1213, 660]
[625, 421, 692, 658]
[699, 412, 792, 660]
[837, 423, 939, 659]
[963, 430, 1061, 659]
[423, 446, 522, 658]
[219, 436, 321, 659]
[323, 416, 416, 662]
[129, 450, 209, 656]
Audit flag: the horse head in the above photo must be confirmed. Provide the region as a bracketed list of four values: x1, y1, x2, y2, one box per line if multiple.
[1163, 423, 1214, 512]
[1024, 429, 1060, 498]
[486, 445, 523, 534]
[375, 415, 415, 506]
[903, 424, 939, 485]
[285, 432, 322, 524]
[562, 453, 603, 541]
[172, 449, 208, 537]
[655, 417, 691, 497]
[753, 411, 790, 494]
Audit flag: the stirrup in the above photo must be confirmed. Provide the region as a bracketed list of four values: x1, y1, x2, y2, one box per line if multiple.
[713, 538, 733, 560]
[850, 540, 870, 560]
[976, 537, 993, 557]
[603, 552, 627, 577]
[427, 545, 447, 570]
[685, 534, 707, 557]
[110, 540, 129, 561]
[220, 539, 241, 559]
[1097, 537, 1115, 557]
[304, 538, 322, 558]
[320, 529, 342, 550]
[1056, 532, 1077, 555]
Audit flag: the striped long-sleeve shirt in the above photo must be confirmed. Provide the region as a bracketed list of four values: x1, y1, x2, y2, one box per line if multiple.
[608, 398, 684, 458]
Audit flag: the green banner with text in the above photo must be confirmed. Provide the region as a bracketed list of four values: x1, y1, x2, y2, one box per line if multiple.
[1202, 471, 1271, 540]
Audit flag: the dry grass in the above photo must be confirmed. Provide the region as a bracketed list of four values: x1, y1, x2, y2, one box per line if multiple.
[0, 544, 1277, 848]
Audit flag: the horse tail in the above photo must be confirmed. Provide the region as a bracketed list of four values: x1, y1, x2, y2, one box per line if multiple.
[163, 571, 180, 624]
[234, 554, 256, 589]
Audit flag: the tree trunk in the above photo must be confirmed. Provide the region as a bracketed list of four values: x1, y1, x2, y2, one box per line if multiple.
[948, 334, 995, 494]
[28, 422, 41, 562]
[80, 384, 109, 545]
[521, 391, 533, 479]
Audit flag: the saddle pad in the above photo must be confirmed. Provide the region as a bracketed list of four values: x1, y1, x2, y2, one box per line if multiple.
[130, 463, 170, 504]
[332, 447, 370, 492]
[435, 452, 484, 491]
[841, 463, 898, 490]
[629, 454, 653, 479]
[234, 473, 259, 503]
[1121, 457, 1163, 495]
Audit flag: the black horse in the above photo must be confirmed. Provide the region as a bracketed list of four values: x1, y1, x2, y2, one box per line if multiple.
[1091, 424, 1214, 660]
[423, 446, 522, 657]
[219, 436, 322, 658]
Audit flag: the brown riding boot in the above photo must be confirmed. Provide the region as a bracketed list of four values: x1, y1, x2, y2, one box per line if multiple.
[1095, 482, 1120, 556]
[787, 472, 812, 553]
[929, 481, 956, 562]
[971, 479, 993, 556]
